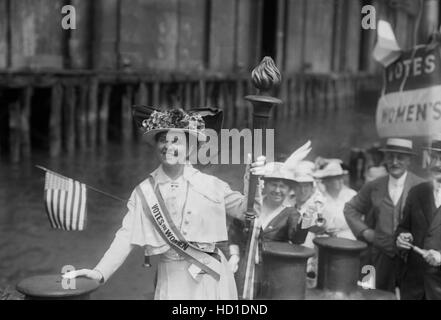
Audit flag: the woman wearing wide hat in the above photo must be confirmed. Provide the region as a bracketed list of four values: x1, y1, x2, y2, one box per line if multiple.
[313, 160, 357, 240]
[228, 161, 310, 298]
[289, 161, 326, 281]
[64, 107, 266, 300]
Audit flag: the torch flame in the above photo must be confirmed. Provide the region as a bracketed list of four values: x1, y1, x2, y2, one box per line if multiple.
[251, 56, 282, 92]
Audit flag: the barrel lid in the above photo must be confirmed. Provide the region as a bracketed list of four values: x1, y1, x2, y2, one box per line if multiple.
[262, 241, 315, 258]
[313, 237, 367, 251]
[16, 274, 100, 298]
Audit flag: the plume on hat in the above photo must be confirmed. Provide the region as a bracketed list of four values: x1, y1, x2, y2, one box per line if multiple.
[282, 140, 312, 172]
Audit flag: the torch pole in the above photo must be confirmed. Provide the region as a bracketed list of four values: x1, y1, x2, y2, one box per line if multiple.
[236, 57, 282, 300]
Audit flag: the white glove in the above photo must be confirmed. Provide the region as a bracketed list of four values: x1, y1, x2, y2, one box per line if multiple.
[250, 155, 266, 176]
[423, 250, 441, 267]
[62, 269, 103, 282]
[228, 255, 240, 273]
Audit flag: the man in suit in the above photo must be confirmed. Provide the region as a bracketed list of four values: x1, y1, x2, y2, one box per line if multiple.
[396, 135, 441, 299]
[344, 138, 424, 293]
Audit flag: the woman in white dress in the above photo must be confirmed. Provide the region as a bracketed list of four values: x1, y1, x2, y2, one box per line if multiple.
[229, 162, 309, 298]
[314, 161, 357, 240]
[64, 108, 266, 300]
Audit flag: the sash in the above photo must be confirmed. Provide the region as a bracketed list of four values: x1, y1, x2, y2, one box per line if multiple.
[135, 177, 221, 281]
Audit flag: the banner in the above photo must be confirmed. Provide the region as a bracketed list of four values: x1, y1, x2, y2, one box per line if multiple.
[376, 43, 441, 137]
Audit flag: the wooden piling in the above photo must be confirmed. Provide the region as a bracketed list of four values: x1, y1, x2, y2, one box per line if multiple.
[152, 82, 160, 107]
[99, 85, 111, 147]
[159, 83, 168, 109]
[176, 82, 185, 108]
[297, 75, 305, 117]
[77, 84, 88, 150]
[184, 81, 192, 110]
[205, 81, 215, 108]
[198, 79, 206, 107]
[324, 77, 333, 113]
[217, 82, 228, 126]
[9, 99, 20, 163]
[305, 76, 314, 115]
[64, 85, 76, 154]
[88, 78, 99, 149]
[122, 85, 133, 141]
[331, 78, 338, 112]
[21, 86, 33, 158]
[135, 82, 149, 141]
[321, 77, 327, 114]
[49, 84, 63, 157]
[136, 82, 149, 106]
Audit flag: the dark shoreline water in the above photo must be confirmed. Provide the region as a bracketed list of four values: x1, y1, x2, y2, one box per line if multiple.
[0, 108, 382, 299]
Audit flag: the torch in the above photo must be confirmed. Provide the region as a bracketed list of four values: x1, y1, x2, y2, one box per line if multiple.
[244, 56, 282, 222]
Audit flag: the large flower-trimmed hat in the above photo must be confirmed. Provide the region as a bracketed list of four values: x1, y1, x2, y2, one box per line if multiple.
[132, 106, 223, 144]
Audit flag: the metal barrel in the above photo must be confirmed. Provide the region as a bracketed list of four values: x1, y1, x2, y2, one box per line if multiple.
[16, 274, 100, 300]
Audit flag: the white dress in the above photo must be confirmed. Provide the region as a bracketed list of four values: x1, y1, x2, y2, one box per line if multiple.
[94, 165, 259, 300]
[321, 187, 357, 240]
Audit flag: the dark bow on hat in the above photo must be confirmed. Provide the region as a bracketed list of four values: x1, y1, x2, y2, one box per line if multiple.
[131, 105, 224, 134]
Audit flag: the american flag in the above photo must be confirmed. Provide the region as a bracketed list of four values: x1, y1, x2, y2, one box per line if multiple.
[44, 171, 87, 231]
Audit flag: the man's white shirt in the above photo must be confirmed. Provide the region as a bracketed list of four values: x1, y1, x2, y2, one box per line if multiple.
[434, 180, 441, 209]
[388, 171, 407, 206]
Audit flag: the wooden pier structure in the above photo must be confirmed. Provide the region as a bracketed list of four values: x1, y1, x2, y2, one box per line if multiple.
[0, 0, 438, 162]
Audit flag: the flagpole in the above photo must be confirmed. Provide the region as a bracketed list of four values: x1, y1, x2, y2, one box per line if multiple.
[35, 165, 127, 203]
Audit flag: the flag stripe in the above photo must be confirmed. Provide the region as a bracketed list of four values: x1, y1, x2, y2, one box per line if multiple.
[65, 179, 73, 231]
[54, 189, 62, 229]
[44, 190, 57, 228]
[72, 181, 80, 230]
[78, 184, 86, 230]
[50, 187, 59, 229]
[69, 180, 76, 231]
[59, 189, 67, 230]
[48, 173, 61, 229]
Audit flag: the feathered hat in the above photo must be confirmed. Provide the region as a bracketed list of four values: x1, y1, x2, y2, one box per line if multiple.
[281, 141, 314, 183]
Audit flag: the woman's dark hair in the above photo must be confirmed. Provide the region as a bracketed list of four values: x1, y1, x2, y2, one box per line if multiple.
[154, 131, 190, 145]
